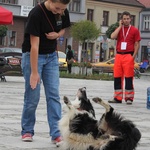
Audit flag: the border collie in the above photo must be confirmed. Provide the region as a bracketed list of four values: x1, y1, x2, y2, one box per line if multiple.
[59, 87, 141, 150]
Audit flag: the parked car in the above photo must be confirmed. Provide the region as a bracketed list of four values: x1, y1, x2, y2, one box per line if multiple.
[0, 49, 67, 81]
[0, 47, 22, 61]
[91, 57, 140, 73]
[0, 47, 22, 53]
[0, 48, 67, 69]
[57, 51, 67, 71]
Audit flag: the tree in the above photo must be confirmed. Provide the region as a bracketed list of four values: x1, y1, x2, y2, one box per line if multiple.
[106, 22, 119, 38]
[71, 20, 99, 43]
[0, 25, 8, 37]
[71, 20, 99, 75]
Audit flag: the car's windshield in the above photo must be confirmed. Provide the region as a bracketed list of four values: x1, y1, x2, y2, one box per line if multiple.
[58, 51, 66, 58]
[0, 48, 22, 53]
[13, 48, 22, 53]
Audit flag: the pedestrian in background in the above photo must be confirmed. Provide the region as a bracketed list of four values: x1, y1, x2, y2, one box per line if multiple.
[108, 11, 141, 105]
[66, 45, 74, 73]
[21, 0, 71, 145]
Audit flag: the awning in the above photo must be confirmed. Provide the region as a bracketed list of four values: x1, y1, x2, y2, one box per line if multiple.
[0, 6, 13, 25]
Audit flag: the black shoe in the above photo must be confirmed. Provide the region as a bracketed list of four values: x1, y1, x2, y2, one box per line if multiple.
[108, 98, 122, 103]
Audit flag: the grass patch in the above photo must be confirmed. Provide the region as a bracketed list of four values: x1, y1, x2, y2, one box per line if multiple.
[60, 71, 114, 80]
[2, 71, 114, 81]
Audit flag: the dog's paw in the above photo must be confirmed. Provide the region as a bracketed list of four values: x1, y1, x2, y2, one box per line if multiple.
[63, 96, 69, 104]
[92, 97, 102, 103]
[63, 96, 72, 105]
[100, 134, 118, 141]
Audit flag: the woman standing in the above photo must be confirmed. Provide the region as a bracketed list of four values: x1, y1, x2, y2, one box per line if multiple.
[21, 0, 71, 145]
[66, 45, 74, 73]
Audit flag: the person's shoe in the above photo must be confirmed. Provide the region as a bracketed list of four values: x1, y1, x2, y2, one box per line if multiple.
[52, 136, 62, 147]
[108, 98, 122, 103]
[22, 133, 33, 142]
[126, 99, 133, 105]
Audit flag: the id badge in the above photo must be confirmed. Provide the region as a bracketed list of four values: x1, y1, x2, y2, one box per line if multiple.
[121, 42, 127, 50]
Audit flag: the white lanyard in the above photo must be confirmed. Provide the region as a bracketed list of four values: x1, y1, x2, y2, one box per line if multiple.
[122, 25, 131, 41]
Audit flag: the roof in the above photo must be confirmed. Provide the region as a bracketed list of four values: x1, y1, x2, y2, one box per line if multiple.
[94, 0, 145, 8]
[137, 0, 150, 8]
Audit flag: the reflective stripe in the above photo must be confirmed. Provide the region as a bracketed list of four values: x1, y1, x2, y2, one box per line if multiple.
[125, 89, 134, 100]
[114, 89, 123, 100]
[115, 89, 123, 92]
[125, 89, 134, 92]
[114, 94, 123, 97]
[125, 94, 134, 98]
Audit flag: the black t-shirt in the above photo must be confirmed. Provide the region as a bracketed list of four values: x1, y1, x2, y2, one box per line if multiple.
[22, 2, 70, 54]
[66, 50, 74, 60]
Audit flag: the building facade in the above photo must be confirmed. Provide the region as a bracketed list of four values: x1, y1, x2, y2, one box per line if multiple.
[86, 0, 144, 62]
[138, 0, 150, 63]
[0, 0, 147, 63]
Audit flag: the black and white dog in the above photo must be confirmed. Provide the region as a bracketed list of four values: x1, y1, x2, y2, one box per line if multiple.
[59, 87, 141, 150]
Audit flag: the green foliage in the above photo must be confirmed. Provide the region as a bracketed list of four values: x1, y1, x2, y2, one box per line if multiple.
[72, 62, 80, 67]
[71, 20, 100, 42]
[0, 25, 8, 37]
[106, 22, 119, 38]
[72, 62, 92, 68]
[59, 71, 114, 80]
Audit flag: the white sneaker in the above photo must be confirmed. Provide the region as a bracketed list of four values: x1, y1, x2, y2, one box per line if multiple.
[126, 100, 133, 105]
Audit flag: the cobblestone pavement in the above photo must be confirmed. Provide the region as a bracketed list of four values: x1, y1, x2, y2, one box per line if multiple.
[0, 76, 150, 150]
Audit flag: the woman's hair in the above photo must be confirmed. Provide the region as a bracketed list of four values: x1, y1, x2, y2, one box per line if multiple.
[121, 11, 131, 19]
[51, 0, 71, 4]
[67, 45, 71, 50]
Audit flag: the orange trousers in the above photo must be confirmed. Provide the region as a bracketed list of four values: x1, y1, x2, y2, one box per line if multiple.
[114, 54, 134, 101]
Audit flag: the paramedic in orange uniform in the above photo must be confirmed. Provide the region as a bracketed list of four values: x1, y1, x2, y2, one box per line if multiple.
[108, 11, 141, 104]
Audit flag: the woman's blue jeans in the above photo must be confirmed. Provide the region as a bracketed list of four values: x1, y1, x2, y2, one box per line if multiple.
[21, 51, 61, 140]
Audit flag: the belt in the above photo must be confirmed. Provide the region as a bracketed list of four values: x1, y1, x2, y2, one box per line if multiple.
[117, 51, 133, 55]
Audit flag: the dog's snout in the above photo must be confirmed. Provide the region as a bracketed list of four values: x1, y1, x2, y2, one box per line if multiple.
[79, 87, 86, 92]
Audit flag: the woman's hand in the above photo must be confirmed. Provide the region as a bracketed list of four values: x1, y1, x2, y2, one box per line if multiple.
[45, 32, 59, 40]
[30, 72, 40, 89]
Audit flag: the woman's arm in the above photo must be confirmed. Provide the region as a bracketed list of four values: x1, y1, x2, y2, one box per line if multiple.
[30, 35, 40, 89]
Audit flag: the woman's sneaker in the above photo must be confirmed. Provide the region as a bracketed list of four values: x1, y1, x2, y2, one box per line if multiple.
[52, 136, 62, 147]
[22, 133, 33, 142]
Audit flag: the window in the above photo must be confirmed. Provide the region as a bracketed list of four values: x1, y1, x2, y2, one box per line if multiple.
[0, 37, 5, 46]
[87, 9, 94, 21]
[102, 11, 109, 26]
[141, 46, 148, 60]
[131, 15, 135, 26]
[0, 0, 18, 4]
[117, 13, 122, 21]
[69, 0, 80, 12]
[143, 15, 150, 31]
[9, 31, 16, 46]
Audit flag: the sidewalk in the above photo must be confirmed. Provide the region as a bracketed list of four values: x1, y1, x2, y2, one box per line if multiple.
[0, 76, 150, 150]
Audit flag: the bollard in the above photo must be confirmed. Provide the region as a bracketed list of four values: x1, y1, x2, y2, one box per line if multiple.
[147, 87, 150, 109]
